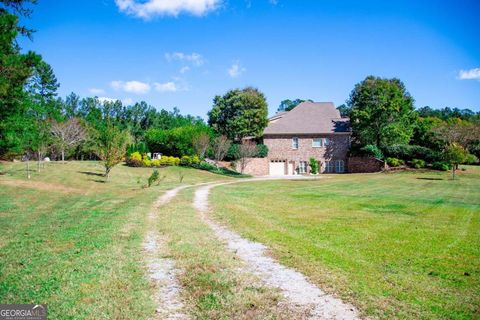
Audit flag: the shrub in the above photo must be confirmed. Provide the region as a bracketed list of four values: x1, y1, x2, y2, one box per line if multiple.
[126, 151, 143, 167]
[411, 159, 426, 169]
[146, 124, 213, 157]
[309, 158, 319, 174]
[179, 155, 201, 166]
[191, 162, 248, 177]
[382, 144, 441, 162]
[360, 144, 383, 159]
[432, 161, 451, 171]
[256, 144, 269, 158]
[386, 157, 405, 167]
[464, 153, 479, 164]
[180, 155, 192, 166]
[147, 170, 160, 187]
[151, 159, 161, 167]
[226, 144, 240, 160]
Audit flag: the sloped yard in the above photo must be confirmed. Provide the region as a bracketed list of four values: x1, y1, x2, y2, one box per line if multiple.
[209, 167, 480, 319]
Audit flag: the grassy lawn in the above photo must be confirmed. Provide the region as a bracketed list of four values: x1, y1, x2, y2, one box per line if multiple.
[0, 161, 226, 319]
[210, 167, 480, 319]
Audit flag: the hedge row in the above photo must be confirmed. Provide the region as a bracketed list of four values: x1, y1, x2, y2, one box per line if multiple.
[126, 152, 200, 167]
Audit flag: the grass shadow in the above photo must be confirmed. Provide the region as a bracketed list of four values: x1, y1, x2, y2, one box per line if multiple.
[417, 177, 443, 181]
[78, 171, 104, 177]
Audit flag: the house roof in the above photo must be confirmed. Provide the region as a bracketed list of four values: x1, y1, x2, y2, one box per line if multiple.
[264, 101, 351, 135]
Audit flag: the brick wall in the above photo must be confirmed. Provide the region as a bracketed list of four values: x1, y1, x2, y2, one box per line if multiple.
[234, 157, 269, 176]
[264, 134, 350, 173]
[347, 156, 385, 173]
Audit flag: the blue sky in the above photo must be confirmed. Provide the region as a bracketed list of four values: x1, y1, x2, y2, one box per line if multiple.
[20, 0, 480, 117]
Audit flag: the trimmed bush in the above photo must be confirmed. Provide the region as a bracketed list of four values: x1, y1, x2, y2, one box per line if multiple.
[386, 157, 405, 167]
[142, 154, 152, 167]
[411, 159, 426, 169]
[126, 151, 143, 167]
[432, 161, 451, 171]
[180, 155, 201, 166]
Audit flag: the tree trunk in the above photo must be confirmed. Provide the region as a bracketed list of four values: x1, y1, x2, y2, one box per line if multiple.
[37, 151, 41, 172]
[452, 167, 456, 180]
[26, 159, 30, 179]
[104, 167, 111, 180]
[61, 149, 65, 163]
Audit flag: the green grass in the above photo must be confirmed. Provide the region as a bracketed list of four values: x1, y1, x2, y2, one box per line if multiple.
[0, 161, 226, 319]
[209, 167, 480, 319]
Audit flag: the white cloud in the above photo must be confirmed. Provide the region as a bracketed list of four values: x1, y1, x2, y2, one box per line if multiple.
[97, 97, 119, 104]
[228, 62, 246, 78]
[110, 80, 151, 94]
[97, 97, 134, 105]
[89, 88, 105, 95]
[179, 66, 190, 74]
[269, 0, 278, 5]
[115, 0, 221, 19]
[165, 52, 205, 66]
[457, 68, 480, 80]
[153, 81, 178, 92]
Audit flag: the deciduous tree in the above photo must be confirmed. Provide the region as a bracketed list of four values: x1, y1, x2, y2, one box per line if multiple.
[347, 76, 416, 147]
[212, 135, 231, 165]
[443, 143, 468, 180]
[94, 120, 130, 179]
[208, 87, 268, 141]
[51, 118, 86, 162]
[237, 141, 257, 173]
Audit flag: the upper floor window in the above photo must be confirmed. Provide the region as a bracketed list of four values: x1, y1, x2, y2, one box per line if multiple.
[312, 138, 323, 148]
[292, 137, 299, 149]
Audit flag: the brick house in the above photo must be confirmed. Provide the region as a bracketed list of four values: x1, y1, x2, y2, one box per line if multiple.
[261, 101, 351, 175]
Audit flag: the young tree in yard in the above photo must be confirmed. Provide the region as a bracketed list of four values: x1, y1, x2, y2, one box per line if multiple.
[193, 132, 210, 159]
[51, 118, 87, 162]
[443, 143, 468, 180]
[212, 135, 231, 165]
[208, 87, 268, 141]
[94, 121, 130, 179]
[237, 141, 257, 173]
[347, 76, 416, 147]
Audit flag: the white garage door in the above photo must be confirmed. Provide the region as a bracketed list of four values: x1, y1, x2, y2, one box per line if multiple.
[269, 161, 285, 175]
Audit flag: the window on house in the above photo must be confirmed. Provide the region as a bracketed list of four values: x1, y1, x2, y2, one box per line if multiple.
[324, 138, 332, 146]
[292, 137, 299, 149]
[312, 138, 323, 148]
[335, 160, 345, 173]
[325, 161, 334, 173]
[298, 161, 307, 174]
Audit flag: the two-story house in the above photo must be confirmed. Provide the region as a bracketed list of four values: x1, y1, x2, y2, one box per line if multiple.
[263, 101, 351, 175]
